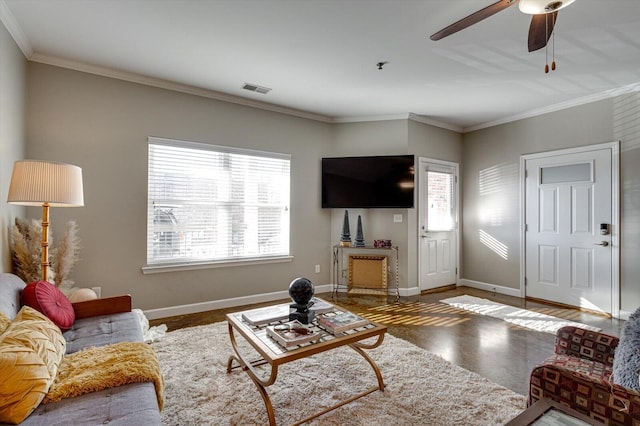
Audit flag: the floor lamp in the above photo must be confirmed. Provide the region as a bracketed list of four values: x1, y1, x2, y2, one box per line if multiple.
[7, 160, 84, 282]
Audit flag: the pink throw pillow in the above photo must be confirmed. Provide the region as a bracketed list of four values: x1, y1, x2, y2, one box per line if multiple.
[21, 281, 75, 331]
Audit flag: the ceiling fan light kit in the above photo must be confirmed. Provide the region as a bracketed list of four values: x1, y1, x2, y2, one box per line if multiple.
[430, 0, 577, 72]
[518, 0, 575, 15]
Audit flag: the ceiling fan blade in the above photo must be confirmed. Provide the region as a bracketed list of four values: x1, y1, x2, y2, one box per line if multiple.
[430, 0, 518, 41]
[528, 11, 558, 52]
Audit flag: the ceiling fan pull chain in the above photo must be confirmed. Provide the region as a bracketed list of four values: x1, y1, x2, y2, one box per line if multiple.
[551, 13, 557, 71]
[544, 14, 549, 73]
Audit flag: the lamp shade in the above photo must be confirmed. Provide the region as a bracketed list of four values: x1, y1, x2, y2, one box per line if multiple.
[518, 0, 576, 14]
[7, 160, 84, 207]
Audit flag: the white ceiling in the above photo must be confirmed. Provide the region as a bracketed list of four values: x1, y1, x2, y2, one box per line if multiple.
[2, 0, 640, 132]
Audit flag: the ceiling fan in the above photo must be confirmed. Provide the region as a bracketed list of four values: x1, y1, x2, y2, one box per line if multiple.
[430, 0, 576, 52]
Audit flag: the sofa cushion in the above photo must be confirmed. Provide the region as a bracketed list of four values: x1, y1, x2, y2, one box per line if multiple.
[22, 382, 161, 426]
[21, 281, 75, 331]
[0, 306, 66, 424]
[612, 306, 640, 389]
[63, 311, 143, 355]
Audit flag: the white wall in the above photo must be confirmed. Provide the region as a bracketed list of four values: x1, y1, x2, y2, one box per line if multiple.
[0, 21, 26, 273]
[461, 93, 640, 312]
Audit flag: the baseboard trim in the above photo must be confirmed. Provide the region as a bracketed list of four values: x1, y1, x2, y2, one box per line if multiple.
[405, 286, 421, 297]
[146, 281, 627, 321]
[143, 284, 333, 320]
[458, 279, 522, 298]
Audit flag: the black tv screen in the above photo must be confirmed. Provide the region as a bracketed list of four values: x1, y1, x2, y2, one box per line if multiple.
[321, 155, 415, 208]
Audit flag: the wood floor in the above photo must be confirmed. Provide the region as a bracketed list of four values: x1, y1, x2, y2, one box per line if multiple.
[149, 287, 624, 396]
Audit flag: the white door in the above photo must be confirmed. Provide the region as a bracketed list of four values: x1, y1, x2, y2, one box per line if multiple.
[419, 158, 458, 291]
[525, 146, 616, 313]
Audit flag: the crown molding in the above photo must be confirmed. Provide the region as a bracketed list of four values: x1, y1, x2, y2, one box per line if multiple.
[29, 53, 335, 124]
[19, 47, 640, 135]
[329, 113, 463, 133]
[464, 82, 640, 133]
[408, 113, 463, 133]
[0, 0, 33, 57]
[25, 54, 471, 132]
[330, 113, 410, 123]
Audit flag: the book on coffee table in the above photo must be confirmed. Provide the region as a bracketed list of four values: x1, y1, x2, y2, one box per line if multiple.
[309, 297, 334, 314]
[242, 298, 335, 326]
[266, 320, 321, 347]
[241, 304, 289, 326]
[317, 311, 369, 334]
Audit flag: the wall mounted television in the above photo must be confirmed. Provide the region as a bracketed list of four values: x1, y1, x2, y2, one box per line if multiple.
[321, 155, 415, 208]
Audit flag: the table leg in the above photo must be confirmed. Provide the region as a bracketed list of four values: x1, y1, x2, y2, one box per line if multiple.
[350, 333, 386, 391]
[227, 323, 279, 425]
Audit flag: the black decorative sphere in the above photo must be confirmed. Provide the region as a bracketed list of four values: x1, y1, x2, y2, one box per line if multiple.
[288, 277, 314, 305]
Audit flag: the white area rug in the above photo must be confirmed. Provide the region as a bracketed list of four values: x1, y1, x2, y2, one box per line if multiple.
[440, 295, 601, 334]
[152, 321, 525, 425]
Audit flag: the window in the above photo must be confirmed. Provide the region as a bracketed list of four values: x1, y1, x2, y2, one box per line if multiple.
[146, 137, 290, 267]
[426, 170, 454, 231]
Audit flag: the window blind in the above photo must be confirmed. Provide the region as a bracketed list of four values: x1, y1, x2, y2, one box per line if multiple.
[147, 137, 290, 265]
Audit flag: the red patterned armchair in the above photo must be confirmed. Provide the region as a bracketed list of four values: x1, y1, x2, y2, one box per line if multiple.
[528, 326, 640, 425]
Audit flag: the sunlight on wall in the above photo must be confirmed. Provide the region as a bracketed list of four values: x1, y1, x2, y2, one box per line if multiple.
[476, 162, 519, 263]
[613, 86, 640, 310]
[478, 163, 519, 227]
[479, 229, 509, 260]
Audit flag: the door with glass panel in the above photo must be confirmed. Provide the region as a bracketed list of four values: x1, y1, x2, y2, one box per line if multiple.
[419, 158, 458, 291]
[524, 146, 616, 314]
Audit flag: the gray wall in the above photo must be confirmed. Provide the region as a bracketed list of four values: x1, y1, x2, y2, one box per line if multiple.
[5, 17, 637, 313]
[0, 22, 26, 273]
[461, 94, 640, 312]
[26, 63, 333, 310]
[408, 120, 462, 289]
[330, 120, 462, 291]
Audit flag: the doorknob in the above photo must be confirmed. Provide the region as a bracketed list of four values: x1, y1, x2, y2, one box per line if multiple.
[594, 241, 609, 247]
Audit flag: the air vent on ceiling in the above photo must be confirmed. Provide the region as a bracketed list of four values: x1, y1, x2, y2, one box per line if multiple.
[242, 83, 271, 94]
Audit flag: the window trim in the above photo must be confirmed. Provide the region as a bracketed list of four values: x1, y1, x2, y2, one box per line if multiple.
[141, 254, 294, 274]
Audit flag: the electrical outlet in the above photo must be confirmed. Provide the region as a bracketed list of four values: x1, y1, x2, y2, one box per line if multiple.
[315, 264, 321, 273]
[91, 286, 102, 298]
[393, 214, 403, 223]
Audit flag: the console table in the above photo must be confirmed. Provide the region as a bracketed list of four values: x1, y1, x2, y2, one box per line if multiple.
[332, 245, 399, 303]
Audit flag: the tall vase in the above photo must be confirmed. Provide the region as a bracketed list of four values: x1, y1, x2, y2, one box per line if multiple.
[340, 210, 351, 247]
[354, 215, 365, 247]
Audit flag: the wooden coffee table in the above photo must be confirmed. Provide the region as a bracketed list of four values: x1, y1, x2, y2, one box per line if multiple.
[226, 302, 387, 425]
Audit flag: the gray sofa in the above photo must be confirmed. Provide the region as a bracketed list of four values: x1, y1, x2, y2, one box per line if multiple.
[0, 273, 161, 425]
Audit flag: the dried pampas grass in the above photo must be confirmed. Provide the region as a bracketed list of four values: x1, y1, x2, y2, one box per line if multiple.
[50, 221, 81, 293]
[11, 218, 43, 283]
[11, 218, 81, 293]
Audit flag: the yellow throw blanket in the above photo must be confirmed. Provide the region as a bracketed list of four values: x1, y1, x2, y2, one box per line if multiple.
[42, 342, 164, 410]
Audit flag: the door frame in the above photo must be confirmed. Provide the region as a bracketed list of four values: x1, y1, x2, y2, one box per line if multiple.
[519, 141, 620, 317]
[418, 157, 460, 291]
